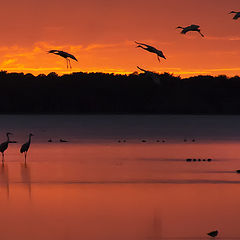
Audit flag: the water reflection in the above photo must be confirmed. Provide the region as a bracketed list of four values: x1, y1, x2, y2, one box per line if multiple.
[147, 211, 162, 240]
[20, 163, 32, 199]
[0, 163, 9, 199]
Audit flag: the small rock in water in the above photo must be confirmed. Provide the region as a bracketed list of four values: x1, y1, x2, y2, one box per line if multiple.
[186, 158, 192, 162]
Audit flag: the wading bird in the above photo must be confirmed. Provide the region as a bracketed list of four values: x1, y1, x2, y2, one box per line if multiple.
[135, 41, 166, 62]
[176, 24, 205, 37]
[0, 132, 12, 162]
[207, 230, 218, 238]
[229, 11, 240, 20]
[48, 50, 78, 69]
[137, 66, 161, 85]
[20, 133, 34, 162]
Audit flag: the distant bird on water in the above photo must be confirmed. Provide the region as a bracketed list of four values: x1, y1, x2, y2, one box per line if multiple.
[229, 11, 240, 20]
[0, 132, 12, 162]
[207, 230, 218, 238]
[135, 41, 166, 62]
[60, 139, 68, 142]
[20, 133, 34, 162]
[47, 50, 78, 69]
[176, 24, 205, 37]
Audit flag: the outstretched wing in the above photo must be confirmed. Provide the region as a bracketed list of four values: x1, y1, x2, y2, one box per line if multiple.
[59, 51, 78, 61]
[135, 41, 153, 49]
[67, 53, 78, 62]
[137, 66, 150, 73]
[48, 50, 60, 53]
[233, 13, 240, 20]
[190, 24, 200, 29]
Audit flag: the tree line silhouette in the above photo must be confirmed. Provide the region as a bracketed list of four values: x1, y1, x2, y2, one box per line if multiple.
[1, 70, 240, 114]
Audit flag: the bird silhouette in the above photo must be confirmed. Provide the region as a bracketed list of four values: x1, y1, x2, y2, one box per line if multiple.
[0, 132, 12, 163]
[229, 11, 240, 20]
[207, 230, 218, 238]
[20, 133, 34, 162]
[135, 41, 166, 62]
[176, 24, 205, 37]
[137, 66, 161, 85]
[59, 139, 68, 142]
[48, 50, 78, 69]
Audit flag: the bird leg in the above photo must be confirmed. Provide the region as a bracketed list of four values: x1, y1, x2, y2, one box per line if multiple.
[68, 59, 72, 69]
[2, 153, 4, 163]
[157, 55, 161, 63]
[24, 152, 27, 163]
[198, 30, 204, 37]
[66, 59, 69, 69]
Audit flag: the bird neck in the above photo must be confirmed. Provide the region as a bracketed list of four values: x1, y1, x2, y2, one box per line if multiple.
[6, 134, 10, 142]
[28, 135, 32, 143]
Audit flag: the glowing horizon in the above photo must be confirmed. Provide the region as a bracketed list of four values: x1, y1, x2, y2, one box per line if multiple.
[1, 0, 240, 77]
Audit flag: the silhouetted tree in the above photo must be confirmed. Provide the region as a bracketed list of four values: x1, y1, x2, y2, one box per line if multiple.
[0, 71, 239, 114]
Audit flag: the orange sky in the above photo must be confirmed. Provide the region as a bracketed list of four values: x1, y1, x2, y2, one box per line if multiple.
[1, 0, 240, 77]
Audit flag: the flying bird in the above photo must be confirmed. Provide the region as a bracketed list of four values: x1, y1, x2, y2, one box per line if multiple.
[229, 11, 240, 20]
[176, 25, 205, 37]
[20, 133, 34, 162]
[207, 230, 218, 238]
[137, 66, 161, 85]
[0, 132, 12, 162]
[135, 41, 166, 62]
[48, 50, 78, 69]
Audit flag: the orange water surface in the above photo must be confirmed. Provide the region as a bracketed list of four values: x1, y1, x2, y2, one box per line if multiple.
[0, 141, 239, 240]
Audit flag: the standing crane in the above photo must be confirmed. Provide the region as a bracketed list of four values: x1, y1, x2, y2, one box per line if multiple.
[135, 41, 166, 62]
[176, 24, 205, 37]
[0, 132, 12, 163]
[48, 50, 78, 69]
[20, 133, 34, 162]
[229, 11, 240, 20]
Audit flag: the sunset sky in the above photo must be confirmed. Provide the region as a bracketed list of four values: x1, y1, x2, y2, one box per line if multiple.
[1, 0, 240, 77]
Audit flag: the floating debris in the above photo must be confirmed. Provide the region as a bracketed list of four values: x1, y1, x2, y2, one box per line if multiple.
[207, 230, 218, 238]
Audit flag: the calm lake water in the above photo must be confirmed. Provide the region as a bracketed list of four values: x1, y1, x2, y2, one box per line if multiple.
[0, 115, 240, 240]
